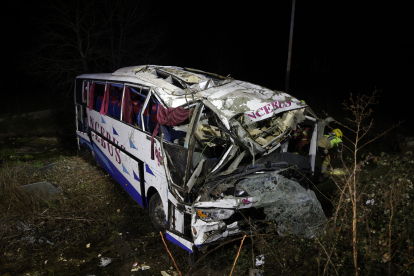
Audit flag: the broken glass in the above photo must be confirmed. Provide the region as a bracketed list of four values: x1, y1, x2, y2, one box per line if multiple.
[237, 169, 326, 238]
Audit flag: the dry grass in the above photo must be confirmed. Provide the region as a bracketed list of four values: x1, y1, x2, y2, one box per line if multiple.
[0, 155, 161, 275]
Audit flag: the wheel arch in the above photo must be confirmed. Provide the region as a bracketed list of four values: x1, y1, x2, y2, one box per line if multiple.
[146, 186, 158, 209]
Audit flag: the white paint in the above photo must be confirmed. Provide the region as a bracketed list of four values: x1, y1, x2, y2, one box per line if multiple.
[76, 65, 319, 252]
[166, 231, 194, 252]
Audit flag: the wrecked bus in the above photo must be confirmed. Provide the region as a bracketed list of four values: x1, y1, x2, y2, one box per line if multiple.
[75, 65, 326, 259]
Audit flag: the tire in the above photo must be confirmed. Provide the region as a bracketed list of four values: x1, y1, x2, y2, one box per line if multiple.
[149, 193, 167, 232]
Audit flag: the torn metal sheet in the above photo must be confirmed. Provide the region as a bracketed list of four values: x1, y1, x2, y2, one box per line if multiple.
[187, 159, 205, 192]
[237, 170, 326, 238]
[218, 150, 247, 176]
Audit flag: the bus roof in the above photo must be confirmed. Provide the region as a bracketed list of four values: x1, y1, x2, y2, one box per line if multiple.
[76, 65, 307, 120]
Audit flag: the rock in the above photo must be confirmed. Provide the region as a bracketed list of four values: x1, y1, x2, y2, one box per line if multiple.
[20, 181, 63, 201]
[407, 141, 414, 148]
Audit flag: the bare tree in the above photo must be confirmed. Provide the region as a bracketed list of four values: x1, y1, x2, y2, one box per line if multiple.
[100, 0, 167, 72]
[21, 0, 167, 97]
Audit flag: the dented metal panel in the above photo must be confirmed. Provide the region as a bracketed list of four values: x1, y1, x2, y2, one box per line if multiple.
[76, 64, 326, 255]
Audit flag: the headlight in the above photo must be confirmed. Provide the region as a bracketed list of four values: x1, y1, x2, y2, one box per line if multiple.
[196, 209, 235, 222]
[235, 190, 248, 197]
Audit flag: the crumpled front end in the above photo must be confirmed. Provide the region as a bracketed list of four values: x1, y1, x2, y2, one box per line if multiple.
[191, 169, 326, 249]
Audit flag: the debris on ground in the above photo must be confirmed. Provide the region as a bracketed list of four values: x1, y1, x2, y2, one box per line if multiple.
[131, 263, 151, 271]
[255, 255, 265, 266]
[99, 257, 112, 267]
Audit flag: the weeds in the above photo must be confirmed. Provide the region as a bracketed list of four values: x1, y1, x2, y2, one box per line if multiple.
[1, 90, 413, 275]
[0, 155, 164, 275]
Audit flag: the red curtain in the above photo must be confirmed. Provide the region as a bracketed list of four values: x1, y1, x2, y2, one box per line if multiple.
[100, 83, 110, 115]
[122, 86, 133, 124]
[151, 104, 192, 160]
[88, 83, 95, 110]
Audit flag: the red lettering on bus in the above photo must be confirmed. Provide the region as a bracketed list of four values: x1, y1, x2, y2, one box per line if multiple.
[255, 108, 265, 117]
[107, 143, 114, 156]
[246, 112, 256, 119]
[264, 103, 272, 114]
[115, 148, 121, 164]
[101, 136, 106, 148]
[112, 137, 119, 145]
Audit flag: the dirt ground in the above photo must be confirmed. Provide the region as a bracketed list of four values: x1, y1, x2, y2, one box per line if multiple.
[0, 136, 263, 276]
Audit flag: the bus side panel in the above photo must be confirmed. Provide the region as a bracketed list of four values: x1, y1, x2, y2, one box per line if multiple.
[76, 130, 93, 151]
[141, 136, 169, 224]
[91, 133, 144, 207]
[87, 109, 169, 221]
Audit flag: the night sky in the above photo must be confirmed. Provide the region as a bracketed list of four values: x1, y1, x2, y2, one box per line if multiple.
[4, 0, 414, 122]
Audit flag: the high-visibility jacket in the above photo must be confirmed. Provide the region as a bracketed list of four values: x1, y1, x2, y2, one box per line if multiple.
[293, 127, 303, 139]
[293, 127, 308, 139]
[320, 135, 343, 152]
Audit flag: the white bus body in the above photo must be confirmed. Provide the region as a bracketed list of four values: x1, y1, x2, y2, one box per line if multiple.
[75, 65, 323, 256]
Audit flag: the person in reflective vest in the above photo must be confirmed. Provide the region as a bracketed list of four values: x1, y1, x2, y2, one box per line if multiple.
[317, 128, 343, 182]
[293, 126, 310, 151]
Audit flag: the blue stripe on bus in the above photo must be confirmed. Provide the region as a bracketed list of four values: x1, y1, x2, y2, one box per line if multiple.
[78, 136, 93, 151]
[92, 140, 144, 207]
[166, 232, 193, 253]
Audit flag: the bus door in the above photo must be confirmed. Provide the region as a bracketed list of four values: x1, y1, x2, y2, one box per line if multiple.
[161, 102, 204, 254]
[76, 80, 92, 151]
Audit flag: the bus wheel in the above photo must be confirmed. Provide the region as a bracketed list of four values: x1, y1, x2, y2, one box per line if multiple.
[149, 193, 167, 232]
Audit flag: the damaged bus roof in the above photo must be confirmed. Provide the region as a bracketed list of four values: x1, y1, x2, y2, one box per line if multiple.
[78, 65, 318, 155]
[79, 65, 308, 121]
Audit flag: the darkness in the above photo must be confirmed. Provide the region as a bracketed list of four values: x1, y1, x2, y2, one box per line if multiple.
[3, 0, 413, 122]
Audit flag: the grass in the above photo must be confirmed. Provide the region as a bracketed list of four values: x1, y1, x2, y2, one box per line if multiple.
[0, 155, 179, 275]
[1, 153, 413, 276]
[2, 92, 414, 275]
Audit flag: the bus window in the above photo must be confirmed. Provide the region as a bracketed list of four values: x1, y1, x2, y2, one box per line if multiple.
[75, 79, 88, 105]
[106, 83, 123, 119]
[122, 85, 149, 127]
[92, 82, 106, 111]
[83, 81, 88, 104]
[146, 95, 159, 134]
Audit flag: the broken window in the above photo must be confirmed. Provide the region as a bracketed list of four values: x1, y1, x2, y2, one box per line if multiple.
[190, 106, 233, 179]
